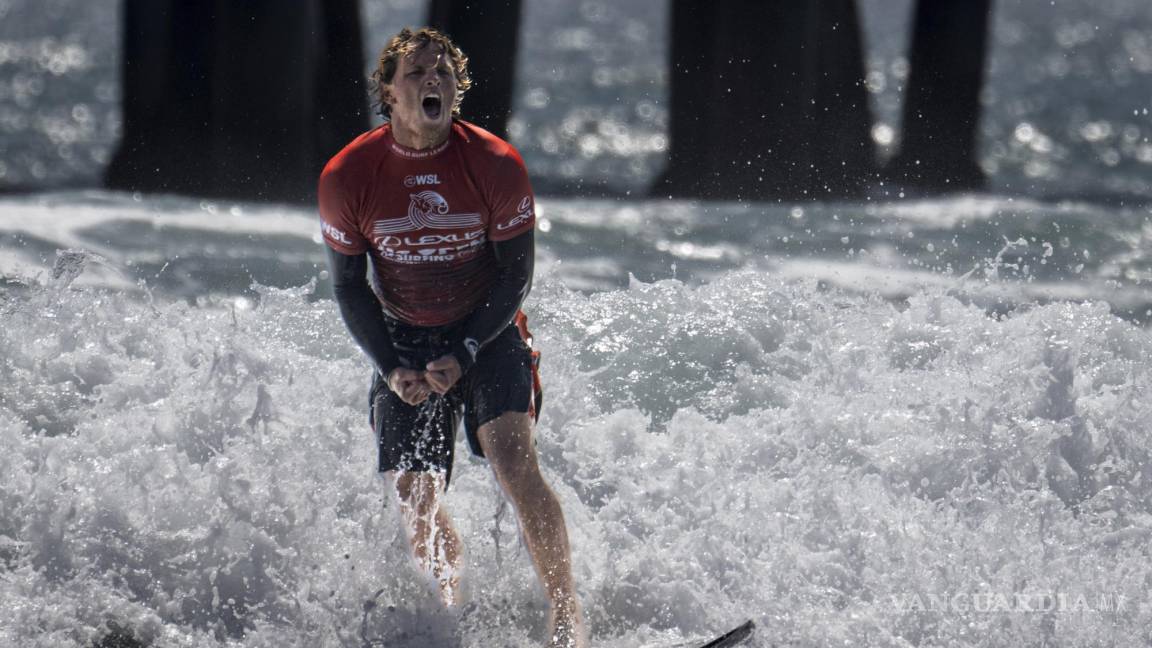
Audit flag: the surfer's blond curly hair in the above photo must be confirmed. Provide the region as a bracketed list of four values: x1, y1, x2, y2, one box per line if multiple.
[371, 27, 472, 119]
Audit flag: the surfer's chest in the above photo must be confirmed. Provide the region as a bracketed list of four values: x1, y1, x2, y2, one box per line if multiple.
[364, 168, 490, 266]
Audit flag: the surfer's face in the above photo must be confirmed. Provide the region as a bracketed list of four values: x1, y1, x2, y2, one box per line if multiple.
[383, 44, 458, 147]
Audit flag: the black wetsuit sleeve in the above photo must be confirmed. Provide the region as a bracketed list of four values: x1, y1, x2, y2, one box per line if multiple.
[450, 229, 534, 374]
[326, 247, 401, 377]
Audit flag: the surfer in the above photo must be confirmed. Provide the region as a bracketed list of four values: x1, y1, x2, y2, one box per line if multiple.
[318, 27, 586, 648]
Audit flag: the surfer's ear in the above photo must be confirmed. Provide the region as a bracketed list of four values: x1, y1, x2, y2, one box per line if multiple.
[380, 84, 395, 109]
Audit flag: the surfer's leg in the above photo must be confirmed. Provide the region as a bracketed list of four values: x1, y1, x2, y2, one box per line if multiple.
[392, 470, 463, 606]
[372, 366, 463, 607]
[478, 412, 586, 647]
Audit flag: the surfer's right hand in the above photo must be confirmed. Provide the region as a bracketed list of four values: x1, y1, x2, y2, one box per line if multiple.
[387, 367, 430, 405]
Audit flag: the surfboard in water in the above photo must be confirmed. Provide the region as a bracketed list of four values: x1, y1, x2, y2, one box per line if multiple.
[647, 619, 755, 648]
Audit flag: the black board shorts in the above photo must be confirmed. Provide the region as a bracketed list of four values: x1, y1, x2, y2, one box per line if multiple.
[368, 319, 541, 479]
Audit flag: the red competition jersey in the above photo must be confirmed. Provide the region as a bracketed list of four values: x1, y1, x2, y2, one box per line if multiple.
[318, 120, 536, 327]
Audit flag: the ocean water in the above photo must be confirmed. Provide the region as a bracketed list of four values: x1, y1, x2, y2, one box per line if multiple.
[2, 191, 1151, 318]
[1, 0, 1151, 198]
[1, 192, 1151, 647]
[2, 0, 1152, 645]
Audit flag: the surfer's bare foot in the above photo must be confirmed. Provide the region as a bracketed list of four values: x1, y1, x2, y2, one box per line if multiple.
[547, 603, 587, 648]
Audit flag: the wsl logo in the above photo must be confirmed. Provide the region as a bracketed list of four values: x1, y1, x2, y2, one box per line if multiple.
[320, 221, 352, 244]
[404, 174, 441, 187]
[372, 190, 482, 236]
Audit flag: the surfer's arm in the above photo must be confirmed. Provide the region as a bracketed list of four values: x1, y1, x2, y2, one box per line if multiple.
[450, 229, 534, 374]
[326, 247, 401, 377]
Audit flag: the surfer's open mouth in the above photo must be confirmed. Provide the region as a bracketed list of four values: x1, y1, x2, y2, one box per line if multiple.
[422, 95, 443, 119]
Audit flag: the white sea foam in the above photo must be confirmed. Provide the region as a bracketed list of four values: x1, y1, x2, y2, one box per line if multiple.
[3, 191, 1150, 320]
[1, 258, 1150, 646]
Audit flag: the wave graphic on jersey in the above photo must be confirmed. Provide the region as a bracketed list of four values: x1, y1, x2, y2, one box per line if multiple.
[372, 191, 482, 235]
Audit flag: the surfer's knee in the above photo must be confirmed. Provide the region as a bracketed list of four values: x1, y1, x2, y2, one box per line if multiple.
[479, 413, 538, 477]
[488, 445, 546, 500]
[391, 471, 444, 515]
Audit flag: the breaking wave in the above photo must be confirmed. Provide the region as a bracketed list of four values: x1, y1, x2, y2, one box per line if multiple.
[1, 261, 1151, 646]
